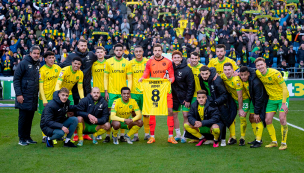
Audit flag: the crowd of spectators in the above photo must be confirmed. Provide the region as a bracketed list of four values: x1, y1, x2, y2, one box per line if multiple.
[0, 0, 304, 77]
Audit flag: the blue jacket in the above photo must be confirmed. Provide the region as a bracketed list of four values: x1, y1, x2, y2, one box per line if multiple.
[9, 39, 20, 53]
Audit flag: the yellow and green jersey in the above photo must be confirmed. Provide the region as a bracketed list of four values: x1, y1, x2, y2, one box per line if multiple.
[55, 66, 84, 96]
[39, 64, 61, 102]
[208, 57, 239, 75]
[243, 81, 250, 98]
[198, 105, 205, 121]
[92, 59, 106, 92]
[188, 63, 203, 97]
[110, 98, 141, 122]
[256, 68, 289, 100]
[220, 74, 249, 101]
[127, 58, 148, 94]
[104, 57, 130, 94]
[139, 78, 171, 115]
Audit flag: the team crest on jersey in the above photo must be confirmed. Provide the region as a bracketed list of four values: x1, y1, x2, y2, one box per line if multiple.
[144, 63, 146, 66]
[59, 72, 63, 77]
[129, 105, 133, 109]
[122, 63, 126, 67]
[237, 83, 240, 86]
[86, 55, 90, 60]
[268, 77, 272, 81]
[232, 82, 234, 86]
[76, 76, 79, 80]
[55, 69, 58, 72]
[162, 62, 166, 66]
[178, 72, 182, 76]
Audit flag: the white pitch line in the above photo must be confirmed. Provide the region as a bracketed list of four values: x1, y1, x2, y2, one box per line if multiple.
[273, 117, 304, 131]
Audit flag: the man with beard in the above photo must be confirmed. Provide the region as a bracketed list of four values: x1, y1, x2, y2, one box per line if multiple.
[139, 43, 177, 144]
[73, 87, 110, 146]
[198, 66, 237, 146]
[239, 66, 268, 148]
[103, 43, 132, 143]
[170, 50, 195, 143]
[14, 46, 41, 146]
[208, 44, 239, 75]
[60, 39, 97, 103]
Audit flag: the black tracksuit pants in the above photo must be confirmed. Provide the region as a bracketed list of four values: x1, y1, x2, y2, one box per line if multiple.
[18, 109, 35, 140]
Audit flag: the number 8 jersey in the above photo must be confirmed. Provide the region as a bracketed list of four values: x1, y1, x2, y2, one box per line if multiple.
[139, 78, 171, 115]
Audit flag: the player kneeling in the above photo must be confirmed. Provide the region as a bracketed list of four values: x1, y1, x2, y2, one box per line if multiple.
[110, 87, 143, 145]
[40, 88, 78, 148]
[72, 87, 110, 146]
[184, 90, 224, 148]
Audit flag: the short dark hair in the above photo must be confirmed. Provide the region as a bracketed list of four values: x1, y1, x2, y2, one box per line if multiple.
[72, 57, 82, 64]
[216, 44, 226, 50]
[240, 66, 249, 73]
[223, 62, 233, 69]
[59, 87, 69, 94]
[135, 45, 143, 50]
[200, 65, 210, 72]
[190, 51, 199, 57]
[197, 90, 207, 95]
[114, 43, 123, 50]
[121, 87, 130, 93]
[43, 51, 55, 58]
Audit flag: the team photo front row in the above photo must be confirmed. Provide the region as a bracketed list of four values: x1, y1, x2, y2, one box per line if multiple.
[13, 43, 289, 150]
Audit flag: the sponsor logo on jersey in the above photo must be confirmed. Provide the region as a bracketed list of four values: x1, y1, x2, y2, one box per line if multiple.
[152, 70, 166, 74]
[134, 70, 144, 73]
[28, 64, 32, 68]
[112, 70, 125, 73]
[95, 69, 104, 72]
[59, 72, 64, 77]
[178, 71, 182, 76]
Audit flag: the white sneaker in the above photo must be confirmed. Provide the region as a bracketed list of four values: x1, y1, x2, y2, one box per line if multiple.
[203, 140, 214, 145]
[221, 139, 226, 147]
[97, 135, 102, 140]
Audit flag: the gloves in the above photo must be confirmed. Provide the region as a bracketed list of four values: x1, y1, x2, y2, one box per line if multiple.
[209, 101, 218, 107]
[249, 57, 256, 63]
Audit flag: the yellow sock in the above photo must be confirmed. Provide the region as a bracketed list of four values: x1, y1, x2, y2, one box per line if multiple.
[240, 117, 247, 139]
[281, 125, 288, 144]
[229, 120, 236, 139]
[184, 123, 203, 139]
[112, 127, 119, 137]
[120, 129, 125, 134]
[143, 116, 150, 134]
[266, 124, 277, 142]
[251, 122, 256, 136]
[77, 123, 84, 140]
[106, 129, 111, 135]
[256, 122, 264, 141]
[93, 128, 107, 137]
[42, 132, 46, 137]
[211, 128, 220, 141]
[127, 126, 141, 137]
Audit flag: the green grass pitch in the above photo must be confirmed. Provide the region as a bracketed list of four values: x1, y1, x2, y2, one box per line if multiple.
[0, 100, 304, 172]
